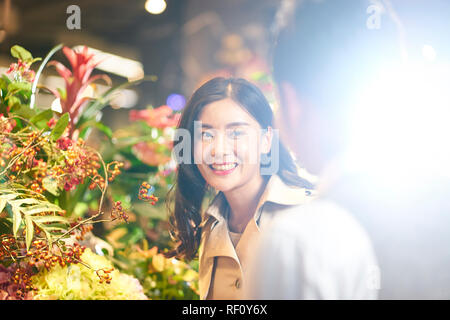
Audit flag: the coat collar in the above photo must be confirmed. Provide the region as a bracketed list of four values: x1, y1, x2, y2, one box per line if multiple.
[204, 174, 315, 223]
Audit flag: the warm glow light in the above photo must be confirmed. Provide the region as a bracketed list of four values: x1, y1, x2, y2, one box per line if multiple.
[145, 0, 167, 15]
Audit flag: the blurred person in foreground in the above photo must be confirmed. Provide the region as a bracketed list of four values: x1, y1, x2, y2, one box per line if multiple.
[245, 0, 450, 299]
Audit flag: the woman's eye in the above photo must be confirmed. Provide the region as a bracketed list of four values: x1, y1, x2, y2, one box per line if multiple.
[201, 131, 213, 140]
[228, 130, 245, 139]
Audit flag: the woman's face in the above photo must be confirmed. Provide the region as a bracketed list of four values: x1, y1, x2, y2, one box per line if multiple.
[194, 98, 272, 193]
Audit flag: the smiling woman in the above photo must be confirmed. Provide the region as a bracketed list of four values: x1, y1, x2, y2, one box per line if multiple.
[164, 77, 315, 299]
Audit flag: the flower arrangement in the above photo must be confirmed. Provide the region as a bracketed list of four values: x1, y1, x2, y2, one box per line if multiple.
[0, 44, 184, 300]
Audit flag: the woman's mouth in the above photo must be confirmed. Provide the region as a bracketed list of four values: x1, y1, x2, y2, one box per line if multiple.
[209, 163, 238, 175]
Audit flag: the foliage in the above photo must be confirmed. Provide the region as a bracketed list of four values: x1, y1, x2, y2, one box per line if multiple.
[113, 240, 199, 300]
[0, 44, 197, 300]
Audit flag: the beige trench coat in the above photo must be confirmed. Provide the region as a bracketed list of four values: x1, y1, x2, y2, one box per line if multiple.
[198, 174, 315, 300]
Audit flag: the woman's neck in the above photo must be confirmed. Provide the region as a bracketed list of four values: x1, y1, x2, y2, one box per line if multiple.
[224, 174, 268, 233]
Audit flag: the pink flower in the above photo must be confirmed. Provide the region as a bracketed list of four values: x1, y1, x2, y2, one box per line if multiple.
[6, 59, 35, 82]
[132, 141, 171, 166]
[48, 46, 111, 137]
[129, 105, 180, 129]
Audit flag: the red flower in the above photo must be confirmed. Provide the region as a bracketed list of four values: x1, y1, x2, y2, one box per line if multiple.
[64, 182, 73, 191]
[129, 105, 180, 129]
[46, 118, 56, 128]
[48, 46, 111, 137]
[56, 137, 73, 151]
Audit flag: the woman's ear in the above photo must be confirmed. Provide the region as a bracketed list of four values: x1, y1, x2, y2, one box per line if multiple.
[261, 126, 273, 154]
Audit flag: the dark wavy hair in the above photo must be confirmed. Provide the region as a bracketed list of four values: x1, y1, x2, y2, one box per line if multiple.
[164, 77, 313, 261]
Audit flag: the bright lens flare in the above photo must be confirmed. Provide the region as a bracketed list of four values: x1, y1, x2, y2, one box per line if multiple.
[422, 45, 437, 62]
[145, 0, 167, 15]
[345, 62, 450, 183]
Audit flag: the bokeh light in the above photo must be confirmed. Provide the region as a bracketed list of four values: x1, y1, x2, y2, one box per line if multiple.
[145, 0, 167, 15]
[166, 93, 186, 111]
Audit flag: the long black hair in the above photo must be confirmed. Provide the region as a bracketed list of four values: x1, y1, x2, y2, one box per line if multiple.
[164, 77, 312, 261]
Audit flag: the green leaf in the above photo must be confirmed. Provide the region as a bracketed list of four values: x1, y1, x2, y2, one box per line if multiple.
[42, 176, 60, 196]
[50, 113, 69, 141]
[93, 122, 113, 138]
[0, 199, 6, 213]
[79, 120, 113, 140]
[31, 57, 42, 64]
[0, 218, 13, 234]
[21, 203, 65, 215]
[7, 82, 32, 93]
[9, 198, 41, 207]
[32, 215, 68, 224]
[34, 221, 53, 246]
[12, 206, 22, 237]
[11, 45, 33, 63]
[30, 109, 53, 129]
[0, 77, 9, 91]
[11, 103, 36, 119]
[24, 215, 34, 251]
[0, 193, 19, 201]
[7, 96, 21, 108]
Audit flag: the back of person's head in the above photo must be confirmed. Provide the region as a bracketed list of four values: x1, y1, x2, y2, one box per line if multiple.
[272, 0, 403, 170]
[273, 0, 402, 110]
[272, 0, 450, 176]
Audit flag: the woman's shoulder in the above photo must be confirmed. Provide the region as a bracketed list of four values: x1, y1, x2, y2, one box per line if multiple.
[261, 174, 317, 207]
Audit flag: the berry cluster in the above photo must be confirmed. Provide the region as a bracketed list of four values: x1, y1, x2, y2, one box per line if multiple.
[25, 240, 86, 270]
[138, 182, 159, 205]
[0, 264, 35, 300]
[96, 267, 114, 284]
[111, 201, 129, 223]
[0, 236, 18, 260]
[107, 161, 124, 182]
[12, 267, 34, 298]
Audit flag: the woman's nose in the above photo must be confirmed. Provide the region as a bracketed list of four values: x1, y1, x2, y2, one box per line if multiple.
[210, 133, 232, 160]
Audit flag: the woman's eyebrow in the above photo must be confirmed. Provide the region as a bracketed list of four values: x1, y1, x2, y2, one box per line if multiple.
[226, 121, 250, 128]
[199, 122, 250, 129]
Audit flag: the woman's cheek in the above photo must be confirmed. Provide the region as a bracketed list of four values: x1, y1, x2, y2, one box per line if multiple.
[235, 138, 259, 166]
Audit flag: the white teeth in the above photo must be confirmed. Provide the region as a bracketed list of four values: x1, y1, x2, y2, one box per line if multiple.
[211, 163, 237, 171]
